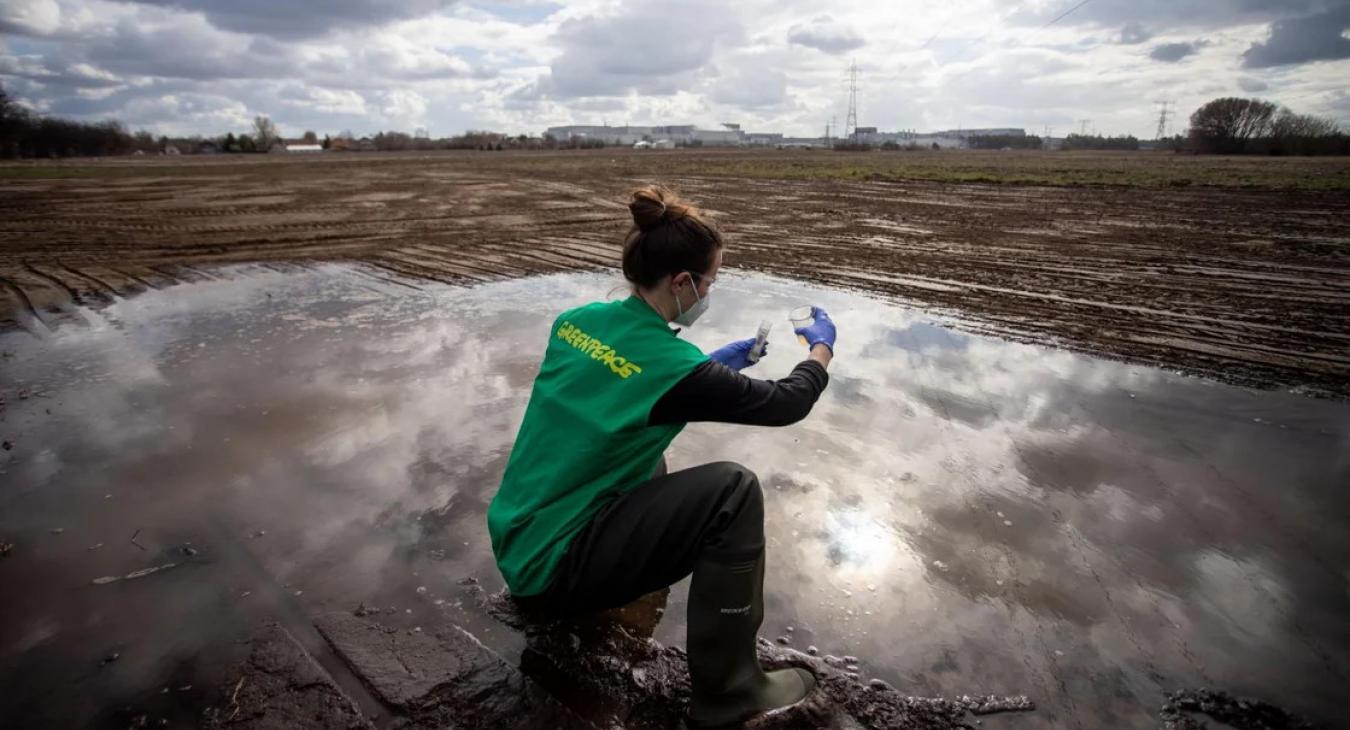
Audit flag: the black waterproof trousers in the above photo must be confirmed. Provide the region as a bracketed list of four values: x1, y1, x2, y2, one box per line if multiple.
[515, 460, 765, 615]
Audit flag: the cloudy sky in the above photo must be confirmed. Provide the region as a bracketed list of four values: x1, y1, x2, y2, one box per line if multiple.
[2, 0, 1348, 139]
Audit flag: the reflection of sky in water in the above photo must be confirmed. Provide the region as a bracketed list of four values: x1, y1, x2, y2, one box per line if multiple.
[1, 264, 1348, 728]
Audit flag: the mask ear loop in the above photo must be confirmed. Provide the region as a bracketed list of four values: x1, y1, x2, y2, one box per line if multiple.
[683, 271, 703, 308]
[670, 271, 690, 321]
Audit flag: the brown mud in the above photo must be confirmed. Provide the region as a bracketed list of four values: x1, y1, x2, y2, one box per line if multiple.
[198, 583, 1322, 730]
[2, 150, 1347, 397]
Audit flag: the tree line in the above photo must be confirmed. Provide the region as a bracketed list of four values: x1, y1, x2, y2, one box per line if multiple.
[3, 81, 1346, 159]
[1061, 134, 1140, 151]
[0, 83, 567, 158]
[1187, 97, 1347, 155]
[1, 84, 140, 158]
[966, 134, 1045, 150]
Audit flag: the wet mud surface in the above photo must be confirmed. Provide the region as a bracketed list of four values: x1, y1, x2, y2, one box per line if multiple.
[2, 267, 1347, 728]
[1, 150, 1348, 398]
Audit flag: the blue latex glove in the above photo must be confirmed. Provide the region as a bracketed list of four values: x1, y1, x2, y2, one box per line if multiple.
[708, 337, 766, 371]
[794, 306, 836, 353]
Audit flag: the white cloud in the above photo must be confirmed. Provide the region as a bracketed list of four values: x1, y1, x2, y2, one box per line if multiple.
[787, 15, 865, 54]
[278, 84, 367, 116]
[0, 0, 62, 36]
[711, 55, 789, 109]
[530, 0, 741, 99]
[376, 88, 428, 127]
[118, 91, 253, 135]
[2, 0, 1348, 138]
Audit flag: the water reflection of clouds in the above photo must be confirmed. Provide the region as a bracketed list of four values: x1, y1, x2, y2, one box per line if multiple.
[3, 265, 1347, 727]
[664, 270, 1350, 725]
[822, 507, 902, 575]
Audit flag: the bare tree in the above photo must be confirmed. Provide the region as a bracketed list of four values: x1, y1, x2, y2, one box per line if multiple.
[1269, 110, 1340, 139]
[1188, 97, 1277, 153]
[1266, 109, 1343, 155]
[301, 129, 318, 144]
[0, 82, 33, 156]
[0, 82, 17, 124]
[252, 115, 279, 149]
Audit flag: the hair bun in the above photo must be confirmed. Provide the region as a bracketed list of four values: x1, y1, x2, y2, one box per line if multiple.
[620, 183, 724, 289]
[629, 186, 669, 232]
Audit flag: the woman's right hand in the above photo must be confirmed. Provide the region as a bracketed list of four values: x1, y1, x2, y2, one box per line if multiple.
[794, 306, 836, 354]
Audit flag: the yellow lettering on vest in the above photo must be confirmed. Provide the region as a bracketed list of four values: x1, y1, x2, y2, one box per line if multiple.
[552, 321, 642, 379]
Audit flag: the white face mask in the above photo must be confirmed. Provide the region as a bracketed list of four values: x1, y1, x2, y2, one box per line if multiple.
[673, 271, 710, 327]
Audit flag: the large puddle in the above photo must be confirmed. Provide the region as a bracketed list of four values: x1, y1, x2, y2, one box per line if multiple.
[2, 264, 1348, 728]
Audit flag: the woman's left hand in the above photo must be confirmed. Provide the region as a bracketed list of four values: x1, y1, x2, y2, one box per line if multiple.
[708, 338, 765, 371]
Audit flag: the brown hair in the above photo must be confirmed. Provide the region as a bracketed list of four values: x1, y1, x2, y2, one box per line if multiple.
[622, 185, 724, 289]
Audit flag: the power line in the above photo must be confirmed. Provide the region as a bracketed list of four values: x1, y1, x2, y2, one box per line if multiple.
[920, 2, 1028, 57]
[919, 0, 1095, 69]
[1040, 0, 1095, 31]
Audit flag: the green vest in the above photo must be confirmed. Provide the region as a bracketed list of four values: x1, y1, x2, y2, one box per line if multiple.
[488, 295, 709, 596]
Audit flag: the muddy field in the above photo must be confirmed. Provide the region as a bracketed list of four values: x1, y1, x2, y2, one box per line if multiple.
[1, 149, 1348, 397]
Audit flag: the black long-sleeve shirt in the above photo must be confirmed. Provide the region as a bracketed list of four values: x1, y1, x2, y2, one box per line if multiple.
[647, 359, 829, 427]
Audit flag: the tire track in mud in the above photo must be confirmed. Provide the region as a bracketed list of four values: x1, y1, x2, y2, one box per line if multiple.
[107, 266, 163, 291]
[58, 263, 122, 300]
[0, 273, 47, 331]
[23, 263, 90, 307]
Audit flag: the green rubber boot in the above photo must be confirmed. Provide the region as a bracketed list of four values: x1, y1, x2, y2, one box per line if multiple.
[686, 551, 816, 728]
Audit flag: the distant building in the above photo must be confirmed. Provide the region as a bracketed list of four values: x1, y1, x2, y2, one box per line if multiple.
[689, 128, 740, 145]
[286, 144, 323, 153]
[652, 139, 675, 149]
[541, 122, 1040, 151]
[544, 124, 745, 146]
[743, 133, 784, 146]
[546, 125, 651, 145]
[932, 128, 1027, 139]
